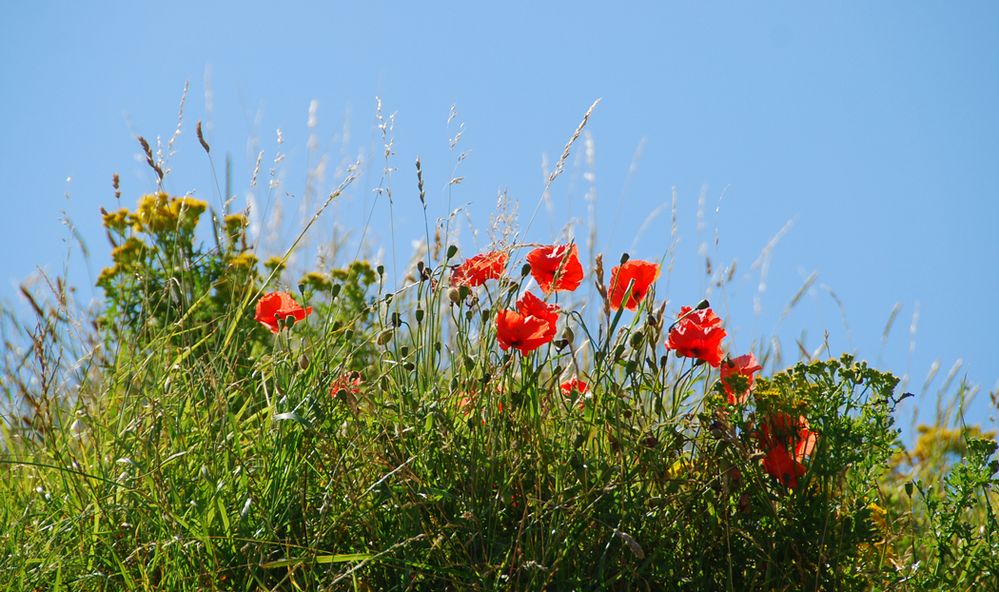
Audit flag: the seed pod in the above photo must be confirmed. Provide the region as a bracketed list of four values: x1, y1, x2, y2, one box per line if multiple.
[376, 328, 394, 345]
[630, 331, 645, 349]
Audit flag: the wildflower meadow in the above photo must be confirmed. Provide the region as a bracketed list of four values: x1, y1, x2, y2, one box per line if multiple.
[1, 105, 997, 591]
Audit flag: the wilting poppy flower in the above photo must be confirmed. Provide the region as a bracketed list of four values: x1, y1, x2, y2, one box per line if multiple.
[609, 259, 660, 311]
[516, 291, 559, 342]
[329, 372, 363, 398]
[757, 413, 818, 489]
[330, 372, 364, 414]
[720, 353, 763, 404]
[255, 291, 313, 333]
[451, 250, 509, 287]
[665, 306, 727, 367]
[560, 375, 588, 396]
[495, 309, 552, 354]
[526, 244, 584, 294]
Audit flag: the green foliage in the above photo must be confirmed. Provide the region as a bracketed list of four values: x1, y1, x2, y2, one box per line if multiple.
[1, 177, 996, 590]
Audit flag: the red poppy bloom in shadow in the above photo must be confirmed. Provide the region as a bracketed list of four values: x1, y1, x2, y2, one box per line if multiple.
[608, 259, 660, 311]
[495, 309, 552, 355]
[516, 291, 559, 342]
[758, 413, 818, 489]
[526, 244, 584, 294]
[451, 250, 508, 287]
[720, 353, 763, 404]
[762, 446, 807, 489]
[665, 306, 727, 367]
[255, 291, 313, 333]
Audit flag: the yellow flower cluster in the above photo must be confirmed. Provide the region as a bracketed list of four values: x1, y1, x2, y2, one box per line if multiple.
[228, 252, 259, 271]
[102, 208, 131, 233]
[300, 271, 331, 291]
[910, 424, 995, 465]
[111, 237, 148, 264]
[330, 260, 376, 284]
[130, 192, 208, 234]
[223, 213, 249, 245]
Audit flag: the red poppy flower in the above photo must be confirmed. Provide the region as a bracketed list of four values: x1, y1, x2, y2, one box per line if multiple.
[762, 445, 807, 489]
[526, 244, 584, 294]
[255, 291, 313, 333]
[516, 291, 560, 342]
[559, 375, 588, 396]
[720, 353, 763, 405]
[329, 372, 363, 398]
[665, 306, 727, 367]
[451, 250, 509, 287]
[758, 413, 817, 460]
[757, 413, 818, 488]
[608, 259, 660, 311]
[495, 309, 552, 355]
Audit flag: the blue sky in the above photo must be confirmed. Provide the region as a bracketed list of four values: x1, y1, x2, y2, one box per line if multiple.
[2, 2, 997, 436]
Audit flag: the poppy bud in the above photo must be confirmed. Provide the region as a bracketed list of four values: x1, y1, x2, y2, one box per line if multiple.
[521, 263, 531, 278]
[298, 354, 310, 370]
[330, 284, 342, 299]
[446, 245, 458, 260]
[448, 287, 462, 305]
[376, 265, 385, 277]
[376, 328, 394, 345]
[391, 312, 402, 327]
[619, 252, 630, 265]
[630, 332, 645, 349]
[562, 326, 575, 343]
[695, 299, 710, 310]
[415, 309, 424, 323]
[417, 260, 425, 274]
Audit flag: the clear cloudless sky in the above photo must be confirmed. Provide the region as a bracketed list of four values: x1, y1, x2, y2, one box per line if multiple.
[2, 2, 997, 438]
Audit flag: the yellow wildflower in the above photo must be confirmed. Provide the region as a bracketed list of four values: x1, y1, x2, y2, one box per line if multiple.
[301, 271, 331, 291]
[102, 208, 131, 233]
[111, 237, 147, 265]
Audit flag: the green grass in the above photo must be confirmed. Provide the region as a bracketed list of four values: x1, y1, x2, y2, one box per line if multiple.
[1, 114, 997, 590]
